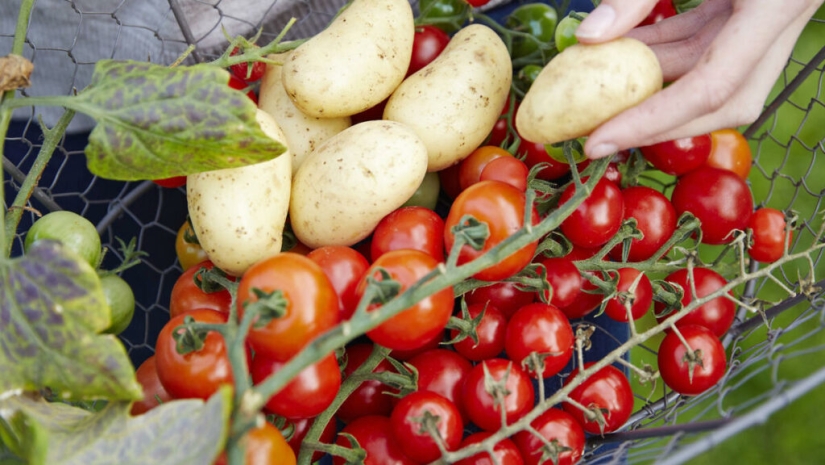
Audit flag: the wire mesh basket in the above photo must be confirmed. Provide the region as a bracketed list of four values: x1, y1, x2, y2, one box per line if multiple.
[3, 1, 825, 464]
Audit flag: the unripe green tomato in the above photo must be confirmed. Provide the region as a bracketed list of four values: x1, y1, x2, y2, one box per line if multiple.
[506, 3, 558, 58]
[25, 211, 101, 268]
[418, 0, 469, 34]
[555, 13, 588, 53]
[100, 274, 136, 336]
[402, 172, 441, 211]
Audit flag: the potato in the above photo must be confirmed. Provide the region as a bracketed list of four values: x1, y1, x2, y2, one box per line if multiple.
[187, 109, 291, 276]
[516, 37, 662, 145]
[290, 121, 428, 248]
[281, 0, 414, 118]
[259, 52, 351, 175]
[384, 24, 512, 172]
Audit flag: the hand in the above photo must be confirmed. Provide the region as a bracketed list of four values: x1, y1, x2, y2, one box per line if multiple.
[574, 0, 824, 159]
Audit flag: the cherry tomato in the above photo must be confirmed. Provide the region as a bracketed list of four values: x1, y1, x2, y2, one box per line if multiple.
[418, 0, 469, 34]
[658, 324, 727, 396]
[559, 177, 624, 249]
[560, 247, 605, 320]
[286, 416, 337, 463]
[130, 355, 174, 415]
[461, 358, 535, 432]
[100, 274, 135, 336]
[518, 138, 572, 181]
[403, 172, 441, 211]
[480, 156, 529, 191]
[562, 363, 634, 435]
[227, 73, 258, 104]
[24, 210, 101, 269]
[455, 432, 525, 465]
[464, 281, 536, 319]
[153, 176, 187, 188]
[466, 0, 491, 6]
[445, 180, 540, 282]
[451, 303, 508, 362]
[307, 245, 371, 321]
[438, 163, 464, 200]
[338, 343, 397, 423]
[371, 206, 446, 262]
[506, 3, 558, 59]
[155, 309, 234, 400]
[604, 268, 653, 322]
[333, 416, 417, 465]
[610, 186, 677, 262]
[389, 329, 444, 361]
[169, 260, 232, 318]
[706, 128, 752, 180]
[555, 13, 585, 52]
[237, 253, 339, 361]
[655, 267, 735, 338]
[639, 0, 678, 26]
[175, 220, 208, 271]
[406, 349, 473, 419]
[251, 352, 341, 420]
[229, 46, 266, 82]
[512, 408, 585, 465]
[671, 166, 753, 245]
[214, 421, 295, 465]
[748, 207, 790, 263]
[356, 249, 454, 351]
[504, 303, 574, 378]
[390, 391, 464, 463]
[640, 134, 711, 176]
[459, 146, 512, 191]
[408, 25, 451, 76]
[536, 256, 582, 310]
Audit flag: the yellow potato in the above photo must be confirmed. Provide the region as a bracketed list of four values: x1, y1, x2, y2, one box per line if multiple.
[516, 37, 663, 145]
[186, 110, 291, 276]
[290, 121, 428, 248]
[384, 24, 512, 172]
[259, 52, 351, 175]
[281, 0, 414, 118]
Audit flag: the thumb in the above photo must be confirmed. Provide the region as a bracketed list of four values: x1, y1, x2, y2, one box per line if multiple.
[575, 0, 659, 43]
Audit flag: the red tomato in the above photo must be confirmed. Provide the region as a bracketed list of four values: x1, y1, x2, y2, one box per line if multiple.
[466, 0, 492, 7]
[408, 25, 451, 76]
[356, 249, 454, 351]
[639, 0, 678, 26]
[438, 163, 464, 200]
[169, 260, 232, 318]
[237, 253, 339, 361]
[155, 309, 234, 400]
[610, 186, 677, 262]
[671, 166, 753, 245]
[251, 352, 341, 419]
[640, 134, 711, 176]
[518, 139, 572, 181]
[351, 98, 389, 125]
[307, 245, 370, 321]
[512, 408, 585, 465]
[214, 421, 296, 465]
[480, 156, 529, 191]
[227, 73, 258, 104]
[706, 128, 752, 180]
[153, 176, 186, 188]
[389, 329, 444, 361]
[536, 256, 582, 309]
[560, 248, 605, 320]
[562, 364, 634, 435]
[655, 267, 735, 338]
[130, 355, 174, 415]
[658, 324, 727, 396]
[455, 432, 525, 465]
[406, 349, 473, 419]
[451, 303, 508, 362]
[338, 343, 397, 423]
[487, 95, 517, 149]
[229, 46, 266, 82]
[504, 303, 574, 378]
[461, 358, 535, 432]
[371, 206, 446, 262]
[604, 268, 653, 322]
[175, 221, 209, 272]
[445, 180, 540, 282]
[559, 178, 624, 249]
[464, 281, 535, 319]
[333, 416, 417, 465]
[748, 207, 790, 263]
[286, 416, 337, 463]
[390, 391, 464, 463]
[459, 146, 512, 191]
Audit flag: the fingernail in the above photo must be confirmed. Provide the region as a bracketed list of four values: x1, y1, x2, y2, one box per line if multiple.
[576, 5, 616, 40]
[588, 143, 618, 159]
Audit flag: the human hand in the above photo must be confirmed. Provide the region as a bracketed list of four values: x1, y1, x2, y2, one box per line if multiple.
[574, 0, 824, 159]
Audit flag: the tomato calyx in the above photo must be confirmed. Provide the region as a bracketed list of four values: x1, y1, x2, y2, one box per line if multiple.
[193, 265, 235, 294]
[172, 315, 223, 355]
[246, 288, 289, 327]
[444, 300, 487, 345]
[450, 214, 491, 253]
[539, 438, 574, 465]
[362, 268, 403, 308]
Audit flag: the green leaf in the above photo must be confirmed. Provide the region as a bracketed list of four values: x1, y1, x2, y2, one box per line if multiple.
[0, 389, 231, 465]
[0, 241, 141, 401]
[74, 60, 285, 180]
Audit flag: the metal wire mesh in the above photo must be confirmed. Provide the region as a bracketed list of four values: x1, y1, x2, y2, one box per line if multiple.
[3, 1, 825, 464]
